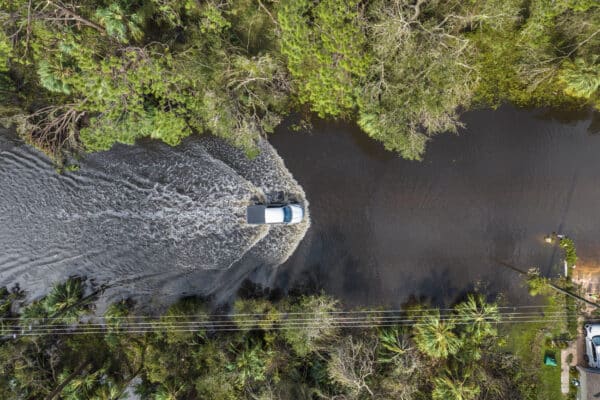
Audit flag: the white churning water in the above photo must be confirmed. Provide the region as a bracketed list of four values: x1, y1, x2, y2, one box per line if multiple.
[0, 131, 310, 311]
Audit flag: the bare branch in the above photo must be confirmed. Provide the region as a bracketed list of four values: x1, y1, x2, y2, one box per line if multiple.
[45, 0, 105, 33]
[410, 0, 427, 22]
[257, 0, 278, 27]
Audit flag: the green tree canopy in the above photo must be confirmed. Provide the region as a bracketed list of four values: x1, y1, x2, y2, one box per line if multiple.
[1, 0, 598, 164]
[413, 311, 462, 359]
[0, 279, 545, 399]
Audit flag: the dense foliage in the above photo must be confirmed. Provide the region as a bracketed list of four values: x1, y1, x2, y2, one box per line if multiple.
[0, 0, 598, 163]
[0, 278, 547, 399]
[560, 237, 578, 267]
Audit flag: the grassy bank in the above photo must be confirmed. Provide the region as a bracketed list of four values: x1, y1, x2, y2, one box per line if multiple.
[502, 306, 564, 399]
[503, 270, 581, 400]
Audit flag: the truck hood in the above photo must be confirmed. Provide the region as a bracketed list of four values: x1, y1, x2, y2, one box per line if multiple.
[587, 324, 600, 337]
[289, 204, 304, 224]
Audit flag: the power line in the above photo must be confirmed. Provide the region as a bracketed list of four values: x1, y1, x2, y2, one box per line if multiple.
[9, 319, 573, 336]
[2, 311, 576, 336]
[12, 316, 571, 332]
[2, 311, 573, 324]
[1, 304, 566, 322]
[3, 310, 573, 328]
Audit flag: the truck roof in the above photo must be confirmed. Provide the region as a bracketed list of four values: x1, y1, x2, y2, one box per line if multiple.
[246, 204, 301, 224]
[247, 205, 267, 224]
[265, 207, 285, 223]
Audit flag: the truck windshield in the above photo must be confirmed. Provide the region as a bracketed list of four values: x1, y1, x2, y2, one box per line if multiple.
[283, 206, 292, 223]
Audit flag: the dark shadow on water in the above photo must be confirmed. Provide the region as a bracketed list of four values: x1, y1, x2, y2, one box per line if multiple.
[533, 106, 599, 135]
[285, 265, 326, 299]
[268, 105, 600, 308]
[589, 110, 600, 135]
[236, 279, 284, 302]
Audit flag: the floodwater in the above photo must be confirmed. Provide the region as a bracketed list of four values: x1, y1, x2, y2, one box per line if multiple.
[268, 106, 600, 307]
[0, 134, 309, 310]
[1, 105, 599, 310]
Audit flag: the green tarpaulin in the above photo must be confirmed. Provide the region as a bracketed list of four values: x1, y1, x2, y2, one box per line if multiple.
[544, 355, 557, 367]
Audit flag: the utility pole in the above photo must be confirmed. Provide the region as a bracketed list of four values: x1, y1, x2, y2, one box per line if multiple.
[496, 260, 600, 309]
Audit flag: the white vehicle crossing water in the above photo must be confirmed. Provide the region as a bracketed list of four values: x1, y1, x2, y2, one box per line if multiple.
[247, 204, 304, 225]
[0, 133, 309, 308]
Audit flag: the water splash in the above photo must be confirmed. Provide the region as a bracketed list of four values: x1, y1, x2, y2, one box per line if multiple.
[0, 131, 310, 309]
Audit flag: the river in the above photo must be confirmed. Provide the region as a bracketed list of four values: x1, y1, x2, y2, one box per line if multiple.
[0, 106, 598, 310]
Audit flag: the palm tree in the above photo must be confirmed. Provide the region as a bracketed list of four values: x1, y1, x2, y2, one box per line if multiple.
[378, 326, 411, 363]
[559, 57, 600, 99]
[154, 380, 187, 400]
[282, 295, 340, 357]
[413, 311, 461, 359]
[454, 294, 500, 341]
[44, 361, 93, 400]
[44, 277, 86, 319]
[61, 369, 99, 400]
[432, 374, 479, 400]
[92, 378, 122, 400]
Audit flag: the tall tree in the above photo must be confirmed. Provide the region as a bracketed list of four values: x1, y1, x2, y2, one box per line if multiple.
[358, 0, 478, 160]
[277, 0, 369, 118]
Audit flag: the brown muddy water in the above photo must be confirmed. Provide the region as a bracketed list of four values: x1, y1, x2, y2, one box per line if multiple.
[0, 105, 598, 310]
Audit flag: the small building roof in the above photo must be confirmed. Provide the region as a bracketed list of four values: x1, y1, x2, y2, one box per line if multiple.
[577, 366, 600, 400]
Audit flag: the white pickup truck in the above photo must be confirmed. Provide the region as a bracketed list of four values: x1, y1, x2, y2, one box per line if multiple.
[585, 324, 600, 368]
[246, 204, 304, 225]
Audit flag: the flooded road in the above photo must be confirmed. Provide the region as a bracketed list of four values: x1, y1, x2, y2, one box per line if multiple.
[0, 134, 309, 309]
[268, 106, 600, 307]
[1, 105, 598, 309]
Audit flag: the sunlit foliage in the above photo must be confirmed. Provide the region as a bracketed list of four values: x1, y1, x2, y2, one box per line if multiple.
[0, 0, 597, 163]
[0, 278, 544, 400]
[278, 0, 369, 118]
